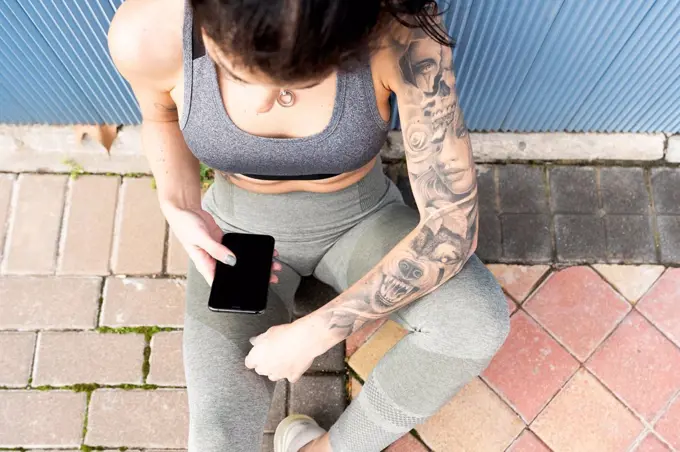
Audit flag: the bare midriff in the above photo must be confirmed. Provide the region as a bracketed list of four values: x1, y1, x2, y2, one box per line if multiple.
[222, 156, 378, 194]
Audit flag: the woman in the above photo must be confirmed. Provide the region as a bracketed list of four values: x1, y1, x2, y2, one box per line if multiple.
[109, 0, 509, 451]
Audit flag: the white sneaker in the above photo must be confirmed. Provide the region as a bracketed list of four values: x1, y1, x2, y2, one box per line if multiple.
[274, 414, 327, 452]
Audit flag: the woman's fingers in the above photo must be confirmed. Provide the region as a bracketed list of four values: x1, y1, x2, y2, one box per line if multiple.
[270, 259, 281, 283]
[187, 246, 216, 286]
[196, 233, 236, 266]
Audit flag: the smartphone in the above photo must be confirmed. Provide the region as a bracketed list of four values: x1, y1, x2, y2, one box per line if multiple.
[208, 232, 275, 314]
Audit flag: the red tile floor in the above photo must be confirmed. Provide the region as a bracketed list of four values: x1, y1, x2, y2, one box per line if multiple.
[347, 265, 680, 451]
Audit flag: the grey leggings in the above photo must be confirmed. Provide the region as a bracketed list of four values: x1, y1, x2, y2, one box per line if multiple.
[183, 162, 510, 452]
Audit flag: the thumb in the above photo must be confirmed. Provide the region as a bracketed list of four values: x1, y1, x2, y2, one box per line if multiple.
[187, 246, 216, 286]
[195, 231, 236, 266]
[250, 332, 266, 346]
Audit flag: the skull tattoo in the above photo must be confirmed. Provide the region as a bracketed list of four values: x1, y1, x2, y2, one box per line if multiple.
[399, 35, 460, 144]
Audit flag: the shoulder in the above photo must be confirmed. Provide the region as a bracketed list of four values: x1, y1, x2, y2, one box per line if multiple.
[372, 18, 454, 94]
[108, 0, 184, 91]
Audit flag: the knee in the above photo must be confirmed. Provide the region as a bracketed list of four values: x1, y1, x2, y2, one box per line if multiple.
[183, 316, 273, 431]
[438, 288, 509, 360]
[407, 261, 510, 360]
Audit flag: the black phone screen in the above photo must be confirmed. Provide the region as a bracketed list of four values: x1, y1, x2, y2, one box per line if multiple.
[208, 233, 275, 314]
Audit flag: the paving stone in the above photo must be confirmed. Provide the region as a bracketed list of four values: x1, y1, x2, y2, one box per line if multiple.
[0, 390, 87, 447]
[592, 264, 665, 303]
[605, 215, 656, 263]
[507, 430, 550, 452]
[651, 168, 680, 214]
[101, 277, 185, 327]
[289, 375, 346, 430]
[111, 177, 166, 275]
[26, 450, 81, 452]
[554, 215, 606, 262]
[265, 381, 287, 433]
[347, 320, 407, 380]
[525, 267, 630, 361]
[309, 342, 345, 373]
[0, 174, 14, 261]
[635, 433, 671, 452]
[600, 167, 650, 214]
[146, 450, 185, 452]
[549, 166, 598, 213]
[486, 264, 550, 302]
[0, 331, 36, 386]
[346, 319, 387, 357]
[499, 165, 548, 213]
[655, 396, 680, 450]
[637, 268, 680, 347]
[416, 378, 524, 452]
[292, 277, 337, 317]
[166, 230, 189, 275]
[501, 214, 553, 262]
[482, 312, 579, 422]
[476, 165, 497, 213]
[34, 331, 145, 386]
[477, 210, 502, 262]
[532, 370, 642, 452]
[657, 216, 680, 263]
[2, 174, 66, 274]
[385, 433, 429, 452]
[0, 276, 101, 329]
[148, 331, 185, 386]
[586, 311, 680, 421]
[58, 175, 119, 275]
[86, 389, 188, 448]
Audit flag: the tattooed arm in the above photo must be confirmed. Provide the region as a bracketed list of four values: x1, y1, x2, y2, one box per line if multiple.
[310, 23, 477, 343]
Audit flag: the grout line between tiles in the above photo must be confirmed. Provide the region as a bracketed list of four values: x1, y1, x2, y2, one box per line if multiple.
[55, 176, 73, 274]
[0, 174, 21, 274]
[109, 176, 126, 275]
[27, 330, 40, 389]
[644, 168, 663, 264]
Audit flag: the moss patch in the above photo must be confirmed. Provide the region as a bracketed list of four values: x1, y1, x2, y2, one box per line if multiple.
[200, 163, 215, 189]
[142, 340, 152, 382]
[63, 158, 85, 179]
[81, 391, 92, 441]
[96, 326, 176, 335]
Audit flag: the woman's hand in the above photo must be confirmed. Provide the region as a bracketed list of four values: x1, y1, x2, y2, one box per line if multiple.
[245, 316, 337, 382]
[163, 203, 281, 285]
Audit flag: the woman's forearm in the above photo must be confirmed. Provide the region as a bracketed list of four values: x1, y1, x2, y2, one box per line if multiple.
[310, 195, 478, 344]
[142, 120, 202, 211]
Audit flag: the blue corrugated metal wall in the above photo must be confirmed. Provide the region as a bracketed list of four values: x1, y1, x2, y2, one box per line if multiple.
[1, 0, 679, 132]
[0, 0, 139, 125]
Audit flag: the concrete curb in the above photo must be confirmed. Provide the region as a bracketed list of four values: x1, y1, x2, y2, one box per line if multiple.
[0, 125, 148, 174]
[667, 135, 680, 163]
[0, 125, 673, 174]
[383, 130, 667, 163]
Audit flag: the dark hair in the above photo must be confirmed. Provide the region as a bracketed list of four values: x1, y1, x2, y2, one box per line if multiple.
[191, 0, 454, 84]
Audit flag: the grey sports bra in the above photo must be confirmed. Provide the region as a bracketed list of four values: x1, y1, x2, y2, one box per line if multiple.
[179, 2, 390, 180]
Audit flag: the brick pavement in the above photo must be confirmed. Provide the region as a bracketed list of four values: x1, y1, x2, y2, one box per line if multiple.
[1, 170, 679, 451]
